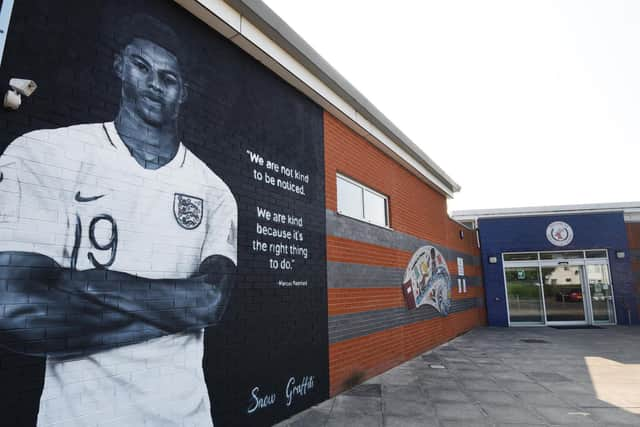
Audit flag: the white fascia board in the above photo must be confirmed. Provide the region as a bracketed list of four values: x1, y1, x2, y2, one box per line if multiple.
[174, 0, 456, 198]
[175, 0, 241, 38]
[452, 202, 640, 222]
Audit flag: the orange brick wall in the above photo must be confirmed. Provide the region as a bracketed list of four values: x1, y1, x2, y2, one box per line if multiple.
[324, 111, 486, 396]
[626, 223, 640, 315]
[324, 113, 448, 243]
[327, 235, 482, 276]
[627, 223, 640, 248]
[329, 308, 486, 395]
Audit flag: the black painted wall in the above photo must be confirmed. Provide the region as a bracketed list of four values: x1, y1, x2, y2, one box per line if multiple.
[0, 1, 328, 425]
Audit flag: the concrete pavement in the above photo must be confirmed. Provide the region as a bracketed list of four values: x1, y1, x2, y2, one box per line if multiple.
[275, 326, 640, 426]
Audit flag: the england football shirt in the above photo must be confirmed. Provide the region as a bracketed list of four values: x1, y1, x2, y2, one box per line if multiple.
[0, 122, 237, 426]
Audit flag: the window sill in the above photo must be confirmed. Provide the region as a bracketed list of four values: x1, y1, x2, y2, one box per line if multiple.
[335, 210, 393, 231]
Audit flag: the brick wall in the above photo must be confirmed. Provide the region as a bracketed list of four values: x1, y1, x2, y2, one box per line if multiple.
[324, 112, 486, 396]
[626, 222, 640, 316]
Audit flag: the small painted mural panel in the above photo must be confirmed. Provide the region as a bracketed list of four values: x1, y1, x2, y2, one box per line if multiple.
[402, 246, 452, 314]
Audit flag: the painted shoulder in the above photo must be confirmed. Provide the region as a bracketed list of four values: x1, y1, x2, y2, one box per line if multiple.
[2, 122, 109, 163]
[183, 147, 236, 206]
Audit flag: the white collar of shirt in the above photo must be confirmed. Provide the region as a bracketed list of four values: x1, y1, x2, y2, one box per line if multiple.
[102, 122, 187, 171]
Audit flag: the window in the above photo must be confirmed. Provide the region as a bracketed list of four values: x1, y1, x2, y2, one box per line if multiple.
[337, 174, 389, 227]
[540, 251, 584, 260]
[586, 250, 608, 259]
[503, 252, 539, 261]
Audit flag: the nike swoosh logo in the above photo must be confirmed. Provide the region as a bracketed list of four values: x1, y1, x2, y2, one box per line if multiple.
[75, 191, 105, 202]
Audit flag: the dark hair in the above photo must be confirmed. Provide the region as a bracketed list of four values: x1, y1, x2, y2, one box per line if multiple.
[114, 14, 188, 71]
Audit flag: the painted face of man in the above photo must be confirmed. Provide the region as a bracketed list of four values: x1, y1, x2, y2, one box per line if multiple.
[115, 38, 187, 127]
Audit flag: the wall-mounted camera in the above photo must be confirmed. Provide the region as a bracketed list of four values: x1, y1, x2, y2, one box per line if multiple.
[3, 78, 38, 110]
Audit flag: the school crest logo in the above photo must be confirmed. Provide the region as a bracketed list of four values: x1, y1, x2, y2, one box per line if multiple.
[546, 221, 573, 247]
[174, 193, 203, 230]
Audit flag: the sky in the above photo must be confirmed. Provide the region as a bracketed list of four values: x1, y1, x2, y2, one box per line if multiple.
[262, 0, 640, 212]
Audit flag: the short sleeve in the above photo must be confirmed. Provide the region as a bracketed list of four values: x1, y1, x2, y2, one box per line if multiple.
[0, 132, 71, 259]
[0, 133, 51, 225]
[0, 153, 20, 223]
[200, 190, 238, 265]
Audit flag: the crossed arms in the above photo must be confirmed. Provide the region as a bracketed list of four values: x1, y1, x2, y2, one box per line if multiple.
[0, 251, 235, 358]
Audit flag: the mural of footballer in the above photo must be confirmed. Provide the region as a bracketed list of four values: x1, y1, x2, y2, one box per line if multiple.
[0, 14, 236, 426]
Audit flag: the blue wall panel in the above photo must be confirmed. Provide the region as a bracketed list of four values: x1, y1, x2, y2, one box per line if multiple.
[478, 212, 637, 326]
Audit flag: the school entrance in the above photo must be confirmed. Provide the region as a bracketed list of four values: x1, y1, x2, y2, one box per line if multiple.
[503, 250, 616, 326]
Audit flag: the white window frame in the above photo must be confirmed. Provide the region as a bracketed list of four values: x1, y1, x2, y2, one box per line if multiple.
[336, 173, 390, 228]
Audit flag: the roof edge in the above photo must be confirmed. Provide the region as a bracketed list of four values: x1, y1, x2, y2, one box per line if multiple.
[451, 201, 640, 222]
[192, 0, 461, 195]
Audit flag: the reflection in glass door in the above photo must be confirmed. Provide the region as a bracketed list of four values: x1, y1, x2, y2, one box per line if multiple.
[503, 251, 617, 326]
[586, 264, 616, 323]
[542, 265, 586, 323]
[505, 267, 544, 324]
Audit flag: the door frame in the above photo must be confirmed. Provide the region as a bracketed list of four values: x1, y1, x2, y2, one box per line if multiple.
[584, 259, 618, 325]
[502, 250, 617, 327]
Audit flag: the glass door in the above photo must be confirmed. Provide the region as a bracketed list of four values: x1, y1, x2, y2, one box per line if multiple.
[505, 267, 545, 324]
[586, 263, 616, 324]
[541, 265, 587, 323]
[503, 251, 617, 326]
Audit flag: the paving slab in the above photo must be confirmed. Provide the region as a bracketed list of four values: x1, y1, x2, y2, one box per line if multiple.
[285, 408, 330, 427]
[513, 391, 574, 407]
[383, 415, 439, 427]
[275, 326, 640, 426]
[343, 383, 382, 398]
[440, 421, 493, 427]
[493, 424, 547, 427]
[460, 378, 503, 391]
[468, 390, 520, 405]
[490, 371, 535, 382]
[427, 389, 472, 403]
[501, 380, 550, 393]
[450, 369, 489, 380]
[330, 395, 381, 415]
[481, 404, 547, 424]
[382, 398, 435, 417]
[434, 402, 486, 420]
[325, 412, 382, 427]
[420, 378, 461, 390]
[533, 406, 598, 425]
[587, 407, 640, 425]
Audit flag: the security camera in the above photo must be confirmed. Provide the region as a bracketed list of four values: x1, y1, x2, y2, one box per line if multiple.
[4, 78, 37, 110]
[10, 79, 37, 97]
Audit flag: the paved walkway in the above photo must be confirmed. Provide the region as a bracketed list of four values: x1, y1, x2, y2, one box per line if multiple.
[276, 326, 640, 426]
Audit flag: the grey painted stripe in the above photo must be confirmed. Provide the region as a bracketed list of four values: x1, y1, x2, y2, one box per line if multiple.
[327, 210, 480, 267]
[328, 262, 482, 289]
[328, 262, 404, 288]
[328, 297, 480, 344]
